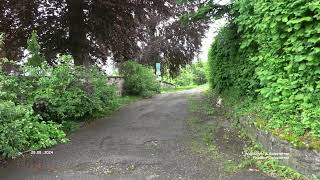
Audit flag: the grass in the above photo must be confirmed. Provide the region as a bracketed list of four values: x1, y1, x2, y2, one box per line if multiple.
[188, 96, 249, 173]
[115, 95, 141, 108]
[161, 83, 209, 93]
[243, 145, 306, 179]
[223, 144, 306, 179]
[217, 89, 320, 152]
[186, 116, 221, 160]
[186, 96, 222, 160]
[206, 90, 311, 179]
[188, 91, 309, 179]
[94, 95, 141, 117]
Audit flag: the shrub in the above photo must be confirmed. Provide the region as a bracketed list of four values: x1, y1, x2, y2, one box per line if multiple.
[0, 101, 66, 158]
[175, 62, 208, 87]
[0, 32, 118, 158]
[121, 61, 160, 97]
[26, 31, 46, 67]
[29, 55, 118, 123]
[175, 66, 194, 86]
[191, 62, 208, 85]
[0, 55, 117, 157]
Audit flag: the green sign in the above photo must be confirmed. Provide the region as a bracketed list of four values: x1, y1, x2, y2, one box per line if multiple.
[156, 63, 161, 75]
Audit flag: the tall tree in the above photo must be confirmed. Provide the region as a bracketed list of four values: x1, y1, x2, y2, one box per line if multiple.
[66, 0, 90, 66]
[178, 0, 231, 22]
[26, 31, 46, 67]
[137, 1, 208, 76]
[0, 0, 208, 73]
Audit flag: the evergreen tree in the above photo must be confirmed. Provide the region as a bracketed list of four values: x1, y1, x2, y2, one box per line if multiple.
[26, 31, 45, 67]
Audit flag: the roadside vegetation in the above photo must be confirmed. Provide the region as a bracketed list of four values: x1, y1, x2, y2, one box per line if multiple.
[161, 62, 208, 93]
[178, 0, 320, 178]
[187, 92, 307, 180]
[0, 0, 319, 179]
[0, 33, 158, 159]
[121, 61, 160, 98]
[161, 84, 208, 93]
[206, 0, 320, 151]
[174, 62, 208, 87]
[0, 0, 212, 161]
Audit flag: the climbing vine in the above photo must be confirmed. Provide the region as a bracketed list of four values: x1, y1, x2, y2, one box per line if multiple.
[235, 0, 320, 138]
[209, 0, 320, 141]
[208, 23, 258, 96]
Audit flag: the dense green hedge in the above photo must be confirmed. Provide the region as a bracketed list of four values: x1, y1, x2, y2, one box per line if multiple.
[208, 23, 258, 96]
[209, 0, 320, 139]
[121, 61, 160, 97]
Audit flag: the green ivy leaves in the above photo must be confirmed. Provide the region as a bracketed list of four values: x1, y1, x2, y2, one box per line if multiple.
[232, 0, 320, 138]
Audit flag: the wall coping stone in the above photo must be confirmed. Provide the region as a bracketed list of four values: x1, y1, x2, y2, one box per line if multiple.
[239, 117, 320, 178]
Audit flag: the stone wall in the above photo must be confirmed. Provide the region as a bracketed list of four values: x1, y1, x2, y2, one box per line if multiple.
[161, 81, 176, 89]
[239, 117, 320, 178]
[107, 77, 176, 96]
[107, 76, 124, 96]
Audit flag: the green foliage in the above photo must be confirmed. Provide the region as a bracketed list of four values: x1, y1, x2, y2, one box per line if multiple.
[208, 0, 320, 143]
[26, 31, 46, 67]
[175, 62, 208, 86]
[205, 90, 308, 179]
[175, 66, 194, 86]
[244, 145, 305, 179]
[179, 0, 230, 23]
[121, 61, 160, 97]
[30, 55, 117, 123]
[0, 34, 118, 158]
[207, 23, 258, 96]
[0, 101, 66, 158]
[233, 0, 320, 138]
[191, 62, 208, 85]
[161, 85, 203, 93]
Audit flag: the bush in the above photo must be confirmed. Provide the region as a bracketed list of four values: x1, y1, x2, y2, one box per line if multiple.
[0, 101, 66, 158]
[175, 66, 194, 86]
[26, 31, 45, 67]
[30, 55, 117, 123]
[175, 62, 208, 87]
[121, 61, 160, 97]
[0, 56, 118, 158]
[0, 33, 118, 158]
[191, 62, 207, 85]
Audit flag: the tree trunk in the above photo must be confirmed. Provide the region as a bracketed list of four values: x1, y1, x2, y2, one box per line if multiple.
[66, 0, 91, 67]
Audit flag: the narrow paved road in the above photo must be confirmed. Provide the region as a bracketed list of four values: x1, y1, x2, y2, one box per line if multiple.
[0, 90, 274, 180]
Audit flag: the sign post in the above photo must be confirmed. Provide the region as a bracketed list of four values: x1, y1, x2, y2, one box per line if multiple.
[156, 63, 161, 81]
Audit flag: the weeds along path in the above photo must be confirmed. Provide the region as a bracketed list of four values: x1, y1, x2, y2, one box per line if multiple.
[0, 90, 273, 180]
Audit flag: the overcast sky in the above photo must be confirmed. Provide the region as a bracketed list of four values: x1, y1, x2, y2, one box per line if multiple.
[198, 0, 231, 61]
[198, 18, 227, 61]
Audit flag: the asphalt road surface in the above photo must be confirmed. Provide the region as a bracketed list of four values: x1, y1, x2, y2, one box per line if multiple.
[0, 90, 275, 180]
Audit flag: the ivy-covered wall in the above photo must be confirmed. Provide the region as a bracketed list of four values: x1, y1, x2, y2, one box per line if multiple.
[209, 0, 320, 139]
[208, 23, 258, 96]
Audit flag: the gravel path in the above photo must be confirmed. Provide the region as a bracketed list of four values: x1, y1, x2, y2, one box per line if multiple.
[0, 90, 275, 180]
